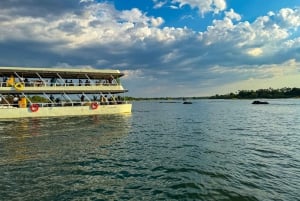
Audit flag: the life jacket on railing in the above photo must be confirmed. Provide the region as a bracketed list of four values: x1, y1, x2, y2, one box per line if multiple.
[18, 97, 27, 108]
[6, 75, 15, 87]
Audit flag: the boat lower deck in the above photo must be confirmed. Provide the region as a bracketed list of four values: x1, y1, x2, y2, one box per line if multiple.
[0, 103, 132, 119]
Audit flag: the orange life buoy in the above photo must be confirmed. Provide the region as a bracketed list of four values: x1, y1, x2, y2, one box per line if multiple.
[30, 104, 39, 112]
[91, 102, 98, 110]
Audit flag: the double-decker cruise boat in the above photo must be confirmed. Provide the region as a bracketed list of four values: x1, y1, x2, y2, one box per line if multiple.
[0, 67, 132, 119]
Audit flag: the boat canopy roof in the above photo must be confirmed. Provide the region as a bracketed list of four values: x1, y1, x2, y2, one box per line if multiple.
[0, 67, 124, 79]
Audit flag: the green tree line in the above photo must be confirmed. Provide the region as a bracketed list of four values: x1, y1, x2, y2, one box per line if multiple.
[210, 87, 300, 99]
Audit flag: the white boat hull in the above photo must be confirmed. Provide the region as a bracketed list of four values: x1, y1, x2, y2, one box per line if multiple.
[0, 104, 132, 119]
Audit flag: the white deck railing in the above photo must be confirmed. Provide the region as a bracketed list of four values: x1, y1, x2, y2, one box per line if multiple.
[0, 100, 129, 109]
[0, 81, 120, 88]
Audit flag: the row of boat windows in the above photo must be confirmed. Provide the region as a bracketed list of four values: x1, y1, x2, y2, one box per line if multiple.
[0, 76, 120, 87]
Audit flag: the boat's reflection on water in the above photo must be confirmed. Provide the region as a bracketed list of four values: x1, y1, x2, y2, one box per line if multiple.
[0, 114, 132, 164]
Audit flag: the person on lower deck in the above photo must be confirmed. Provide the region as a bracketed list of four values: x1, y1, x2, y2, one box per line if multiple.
[80, 95, 85, 102]
[100, 95, 105, 105]
[116, 96, 123, 104]
[50, 95, 55, 102]
[104, 95, 108, 105]
[109, 95, 116, 104]
[55, 97, 61, 106]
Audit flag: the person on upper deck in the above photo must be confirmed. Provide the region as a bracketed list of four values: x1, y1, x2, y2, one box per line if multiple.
[50, 77, 56, 86]
[24, 78, 29, 86]
[2, 77, 7, 87]
[108, 75, 113, 84]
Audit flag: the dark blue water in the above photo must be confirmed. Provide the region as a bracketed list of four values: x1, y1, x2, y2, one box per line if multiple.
[0, 99, 299, 201]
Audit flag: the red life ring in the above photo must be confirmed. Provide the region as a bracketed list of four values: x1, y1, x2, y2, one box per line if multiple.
[91, 102, 98, 110]
[30, 104, 39, 112]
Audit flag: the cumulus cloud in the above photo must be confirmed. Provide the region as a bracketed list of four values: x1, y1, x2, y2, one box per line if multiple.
[0, 2, 168, 48]
[0, 0, 300, 96]
[200, 7, 300, 61]
[277, 8, 300, 28]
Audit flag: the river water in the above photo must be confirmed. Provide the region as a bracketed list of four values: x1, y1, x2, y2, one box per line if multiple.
[0, 99, 299, 201]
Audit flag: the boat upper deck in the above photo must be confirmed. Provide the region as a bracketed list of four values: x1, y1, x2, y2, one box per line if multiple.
[0, 67, 124, 79]
[0, 67, 128, 94]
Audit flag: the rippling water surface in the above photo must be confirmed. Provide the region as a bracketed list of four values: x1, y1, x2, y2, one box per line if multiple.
[0, 99, 300, 201]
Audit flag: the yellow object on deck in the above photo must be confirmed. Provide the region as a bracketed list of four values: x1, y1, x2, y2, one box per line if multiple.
[6, 75, 15, 87]
[14, 82, 25, 91]
[18, 97, 27, 108]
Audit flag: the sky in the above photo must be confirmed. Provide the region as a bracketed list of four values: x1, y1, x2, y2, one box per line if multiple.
[0, 0, 300, 97]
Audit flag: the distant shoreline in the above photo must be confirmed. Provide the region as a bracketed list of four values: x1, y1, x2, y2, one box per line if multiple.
[125, 97, 208, 101]
[127, 87, 300, 100]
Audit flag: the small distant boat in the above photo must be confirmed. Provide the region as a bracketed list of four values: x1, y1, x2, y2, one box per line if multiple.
[252, 100, 269, 104]
[182, 98, 192, 104]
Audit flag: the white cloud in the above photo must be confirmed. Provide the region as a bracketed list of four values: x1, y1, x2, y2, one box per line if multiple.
[153, 1, 167, 9]
[1, 1, 300, 96]
[180, 15, 194, 20]
[284, 37, 300, 48]
[278, 8, 300, 28]
[80, 0, 94, 3]
[151, 17, 164, 27]
[225, 9, 241, 21]
[120, 8, 147, 23]
[170, 5, 179, 9]
[246, 48, 263, 57]
[122, 69, 144, 80]
[172, 0, 226, 15]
